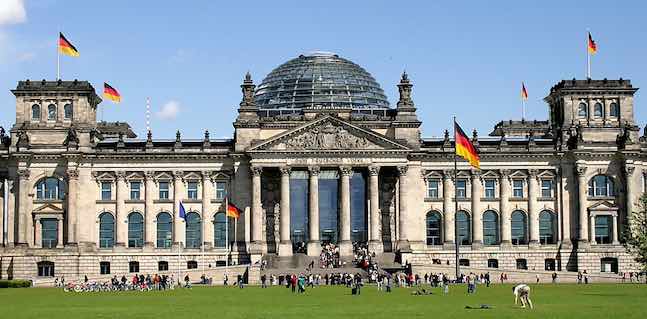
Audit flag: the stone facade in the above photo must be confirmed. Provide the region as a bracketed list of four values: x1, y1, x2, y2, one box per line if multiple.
[1, 58, 646, 281]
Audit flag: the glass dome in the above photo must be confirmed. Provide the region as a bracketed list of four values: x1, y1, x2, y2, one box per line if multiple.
[254, 52, 390, 111]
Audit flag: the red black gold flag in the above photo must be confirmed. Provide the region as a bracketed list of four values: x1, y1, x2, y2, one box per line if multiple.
[521, 82, 528, 100]
[588, 32, 597, 55]
[454, 121, 480, 169]
[103, 82, 121, 103]
[226, 203, 241, 219]
[58, 33, 80, 57]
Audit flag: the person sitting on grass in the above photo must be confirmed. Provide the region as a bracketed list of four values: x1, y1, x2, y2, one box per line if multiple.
[513, 284, 533, 309]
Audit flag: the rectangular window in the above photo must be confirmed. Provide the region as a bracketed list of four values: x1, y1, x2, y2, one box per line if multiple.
[541, 180, 553, 198]
[129, 261, 140, 273]
[159, 181, 169, 199]
[130, 181, 141, 200]
[100, 262, 111, 275]
[427, 179, 439, 198]
[187, 181, 198, 199]
[456, 179, 467, 198]
[101, 182, 112, 200]
[484, 179, 496, 198]
[512, 180, 524, 198]
[215, 181, 227, 200]
[41, 218, 58, 248]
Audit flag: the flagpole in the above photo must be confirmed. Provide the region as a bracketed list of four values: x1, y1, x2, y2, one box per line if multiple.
[521, 97, 526, 120]
[453, 116, 460, 281]
[225, 196, 229, 283]
[56, 31, 60, 80]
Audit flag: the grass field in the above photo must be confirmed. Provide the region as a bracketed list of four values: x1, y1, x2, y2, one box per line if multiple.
[1, 284, 646, 319]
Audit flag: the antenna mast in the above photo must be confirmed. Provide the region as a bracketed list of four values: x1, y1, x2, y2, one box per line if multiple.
[146, 97, 151, 133]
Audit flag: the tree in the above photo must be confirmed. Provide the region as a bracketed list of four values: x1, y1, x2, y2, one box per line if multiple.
[623, 193, 647, 272]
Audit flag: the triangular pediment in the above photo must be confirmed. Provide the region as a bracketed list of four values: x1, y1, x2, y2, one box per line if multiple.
[33, 203, 64, 214]
[589, 201, 619, 211]
[248, 116, 410, 152]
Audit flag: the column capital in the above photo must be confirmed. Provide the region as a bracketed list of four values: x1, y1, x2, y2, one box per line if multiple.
[499, 169, 510, 178]
[17, 168, 30, 179]
[575, 165, 587, 177]
[308, 166, 320, 176]
[115, 171, 126, 181]
[368, 166, 380, 176]
[470, 169, 480, 179]
[442, 170, 453, 180]
[66, 168, 79, 180]
[528, 169, 539, 178]
[339, 166, 353, 176]
[279, 166, 292, 176]
[624, 165, 636, 177]
[144, 171, 155, 181]
[172, 170, 184, 180]
[200, 170, 212, 180]
[251, 166, 263, 177]
[397, 165, 408, 176]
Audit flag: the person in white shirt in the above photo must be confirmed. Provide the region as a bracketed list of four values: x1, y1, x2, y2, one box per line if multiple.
[513, 284, 533, 309]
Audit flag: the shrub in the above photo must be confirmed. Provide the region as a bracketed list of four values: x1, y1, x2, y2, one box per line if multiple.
[0, 280, 32, 288]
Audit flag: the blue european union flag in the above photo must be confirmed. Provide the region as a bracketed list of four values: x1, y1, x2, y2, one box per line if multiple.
[179, 202, 187, 220]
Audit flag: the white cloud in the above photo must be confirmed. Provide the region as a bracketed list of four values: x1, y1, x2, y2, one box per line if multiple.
[0, 0, 27, 26]
[156, 100, 181, 120]
[17, 51, 35, 61]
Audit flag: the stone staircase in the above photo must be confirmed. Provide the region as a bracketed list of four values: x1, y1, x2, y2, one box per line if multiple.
[260, 252, 404, 277]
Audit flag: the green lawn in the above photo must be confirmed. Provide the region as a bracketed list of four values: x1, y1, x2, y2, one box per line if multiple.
[1, 284, 645, 319]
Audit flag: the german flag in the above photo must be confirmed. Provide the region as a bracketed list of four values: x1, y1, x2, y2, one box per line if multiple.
[521, 82, 528, 101]
[103, 82, 121, 103]
[226, 203, 241, 219]
[454, 121, 480, 169]
[58, 33, 79, 57]
[588, 32, 597, 55]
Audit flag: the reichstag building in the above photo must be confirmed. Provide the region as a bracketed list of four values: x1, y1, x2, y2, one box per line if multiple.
[0, 52, 644, 279]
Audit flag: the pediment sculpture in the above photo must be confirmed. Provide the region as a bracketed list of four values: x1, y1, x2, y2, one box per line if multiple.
[280, 122, 379, 150]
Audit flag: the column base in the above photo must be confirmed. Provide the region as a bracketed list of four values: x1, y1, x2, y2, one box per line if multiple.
[443, 242, 456, 251]
[368, 240, 383, 254]
[471, 240, 483, 250]
[577, 239, 590, 250]
[339, 240, 353, 256]
[529, 240, 540, 248]
[306, 241, 321, 256]
[396, 240, 411, 253]
[500, 240, 512, 249]
[249, 241, 265, 254]
[278, 240, 293, 257]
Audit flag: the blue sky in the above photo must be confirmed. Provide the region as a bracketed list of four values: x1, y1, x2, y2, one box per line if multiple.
[1, 0, 645, 139]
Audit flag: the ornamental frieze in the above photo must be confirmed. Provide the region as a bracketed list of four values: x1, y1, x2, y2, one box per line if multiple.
[278, 122, 379, 151]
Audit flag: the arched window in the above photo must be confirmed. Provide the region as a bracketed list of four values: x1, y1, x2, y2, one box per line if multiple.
[425, 211, 442, 246]
[456, 211, 471, 245]
[35, 177, 65, 200]
[47, 104, 57, 120]
[185, 212, 201, 248]
[539, 210, 556, 244]
[156, 212, 172, 248]
[511, 210, 528, 245]
[578, 102, 588, 117]
[609, 102, 619, 117]
[483, 210, 500, 245]
[63, 103, 73, 120]
[31, 104, 41, 120]
[98, 212, 115, 248]
[127, 212, 144, 248]
[594, 102, 603, 117]
[213, 212, 234, 248]
[588, 175, 614, 197]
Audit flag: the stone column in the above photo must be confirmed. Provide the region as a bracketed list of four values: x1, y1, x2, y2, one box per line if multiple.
[576, 165, 589, 243]
[307, 166, 321, 256]
[589, 214, 596, 245]
[17, 168, 30, 246]
[339, 166, 352, 256]
[528, 169, 540, 244]
[624, 165, 635, 236]
[559, 165, 571, 244]
[201, 171, 211, 249]
[397, 165, 411, 251]
[499, 170, 511, 245]
[66, 168, 79, 245]
[442, 170, 455, 244]
[250, 166, 263, 253]
[368, 166, 383, 252]
[6, 178, 15, 246]
[34, 217, 42, 248]
[144, 171, 155, 248]
[612, 213, 619, 244]
[471, 170, 483, 246]
[173, 171, 184, 246]
[115, 171, 127, 247]
[278, 166, 292, 256]
[1, 178, 5, 247]
[56, 217, 64, 248]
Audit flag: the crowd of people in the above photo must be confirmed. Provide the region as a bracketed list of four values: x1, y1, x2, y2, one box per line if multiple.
[319, 243, 341, 268]
[56, 273, 182, 292]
